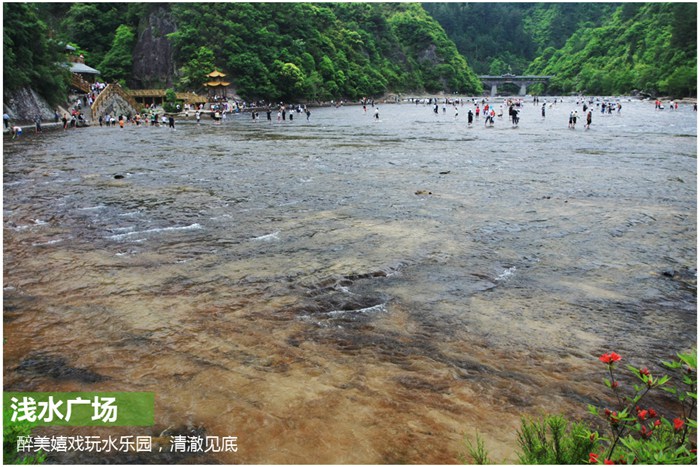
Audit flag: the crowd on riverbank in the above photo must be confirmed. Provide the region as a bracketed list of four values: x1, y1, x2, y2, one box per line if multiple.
[4, 95, 696, 139]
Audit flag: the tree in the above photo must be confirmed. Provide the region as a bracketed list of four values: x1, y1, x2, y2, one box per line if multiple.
[163, 88, 180, 113]
[98, 24, 136, 85]
[3, 3, 69, 105]
[177, 46, 216, 92]
[60, 3, 129, 66]
[227, 52, 275, 99]
[670, 3, 697, 52]
[488, 57, 510, 75]
[273, 61, 306, 101]
[661, 65, 697, 98]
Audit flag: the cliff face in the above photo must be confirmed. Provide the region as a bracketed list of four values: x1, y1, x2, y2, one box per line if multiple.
[131, 5, 177, 89]
[4, 87, 60, 123]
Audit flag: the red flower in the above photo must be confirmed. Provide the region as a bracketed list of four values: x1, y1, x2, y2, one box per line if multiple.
[599, 352, 622, 364]
[640, 367, 650, 376]
[648, 408, 657, 418]
[654, 419, 661, 428]
[637, 409, 648, 421]
[604, 459, 615, 465]
[589, 452, 600, 464]
[673, 418, 685, 431]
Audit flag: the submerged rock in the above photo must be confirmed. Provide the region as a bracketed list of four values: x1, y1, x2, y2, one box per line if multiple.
[16, 353, 105, 383]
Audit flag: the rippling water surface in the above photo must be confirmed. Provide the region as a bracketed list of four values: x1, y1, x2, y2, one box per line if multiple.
[3, 99, 697, 463]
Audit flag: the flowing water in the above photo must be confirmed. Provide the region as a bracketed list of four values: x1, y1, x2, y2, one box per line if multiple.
[3, 99, 697, 463]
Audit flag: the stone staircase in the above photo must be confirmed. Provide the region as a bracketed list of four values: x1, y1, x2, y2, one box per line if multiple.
[91, 83, 140, 118]
[70, 73, 92, 94]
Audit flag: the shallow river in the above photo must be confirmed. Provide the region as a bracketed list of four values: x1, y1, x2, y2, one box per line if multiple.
[3, 98, 697, 463]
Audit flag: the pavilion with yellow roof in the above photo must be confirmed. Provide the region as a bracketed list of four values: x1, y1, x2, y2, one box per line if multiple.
[204, 70, 231, 100]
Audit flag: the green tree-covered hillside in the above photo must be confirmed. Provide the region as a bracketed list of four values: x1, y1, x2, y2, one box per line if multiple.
[424, 2, 616, 75]
[3, 3, 70, 106]
[4, 2, 482, 103]
[3, 2, 696, 105]
[167, 2, 482, 101]
[426, 2, 695, 97]
[526, 3, 696, 97]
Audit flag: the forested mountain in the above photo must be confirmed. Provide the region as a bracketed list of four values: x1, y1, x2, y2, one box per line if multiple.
[3, 2, 697, 106]
[526, 2, 697, 96]
[423, 3, 617, 75]
[425, 2, 696, 97]
[5, 2, 482, 103]
[166, 3, 482, 100]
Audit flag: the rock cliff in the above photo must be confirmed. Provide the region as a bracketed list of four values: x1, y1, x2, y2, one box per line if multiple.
[3, 87, 60, 123]
[131, 5, 177, 89]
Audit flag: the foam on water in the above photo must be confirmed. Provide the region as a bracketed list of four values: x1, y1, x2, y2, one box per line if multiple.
[107, 223, 203, 240]
[251, 231, 280, 242]
[326, 302, 387, 317]
[496, 266, 517, 281]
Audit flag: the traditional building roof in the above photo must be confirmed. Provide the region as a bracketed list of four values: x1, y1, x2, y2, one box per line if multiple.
[67, 62, 101, 75]
[204, 81, 231, 87]
[207, 70, 227, 78]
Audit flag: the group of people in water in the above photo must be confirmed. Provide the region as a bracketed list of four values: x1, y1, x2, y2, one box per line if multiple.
[209, 103, 312, 124]
[7, 95, 696, 139]
[430, 95, 634, 130]
[97, 111, 176, 129]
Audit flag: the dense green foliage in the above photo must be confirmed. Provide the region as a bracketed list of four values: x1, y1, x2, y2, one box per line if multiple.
[424, 3, 616, 75]
[426, 2, 696, 97]
[526, 3, 697, 97]
[178, 46, 217, 92]
[3, 3, 70, 106]
[97, 24, 136, 85]
[515, 415, 596, 464]
[53, 3, 146, 67]
[3, 411, 46, 464]
[3, 2, 697, 105]
[464, 350, 697, 465]
[167, 2, 481, 101]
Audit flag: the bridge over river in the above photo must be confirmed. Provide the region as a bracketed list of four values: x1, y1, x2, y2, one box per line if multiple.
[478, 74, 553, 96]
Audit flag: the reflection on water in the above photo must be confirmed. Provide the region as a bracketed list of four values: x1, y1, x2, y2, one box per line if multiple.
[3, 99, 696, 463]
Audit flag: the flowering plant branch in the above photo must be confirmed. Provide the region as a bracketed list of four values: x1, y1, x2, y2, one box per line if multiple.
[587, 350, 697, 464]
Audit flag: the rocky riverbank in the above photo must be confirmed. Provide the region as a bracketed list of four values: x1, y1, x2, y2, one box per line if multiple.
[3, 87, 62, 123]
[3, 86, 89, 134]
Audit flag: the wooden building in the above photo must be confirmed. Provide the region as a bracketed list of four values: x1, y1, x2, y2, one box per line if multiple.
[127, 90, 207, 108]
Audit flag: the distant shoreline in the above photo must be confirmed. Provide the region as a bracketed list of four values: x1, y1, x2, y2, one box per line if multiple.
[4, 95, 695, 135]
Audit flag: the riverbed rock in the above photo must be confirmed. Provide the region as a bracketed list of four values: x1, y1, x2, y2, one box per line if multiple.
[661, 267, 697, 292]
[16, 353, 105, 383]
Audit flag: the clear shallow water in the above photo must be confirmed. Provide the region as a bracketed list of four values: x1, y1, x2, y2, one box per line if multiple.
[3, 99, 697, 463]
